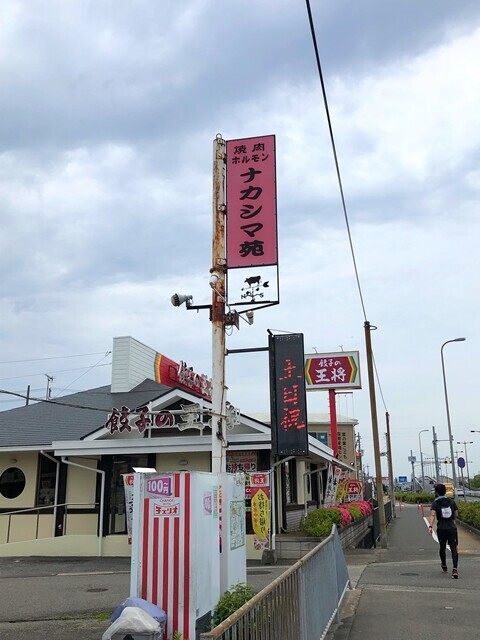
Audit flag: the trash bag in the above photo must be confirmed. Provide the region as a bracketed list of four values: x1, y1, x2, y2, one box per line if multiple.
[112, 597, 167, 625]
[102, 606, 161, 640]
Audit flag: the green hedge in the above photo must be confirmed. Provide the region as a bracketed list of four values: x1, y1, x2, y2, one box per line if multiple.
[301, 508, 340, 537]
[395, 491, 433, 504]
[458, 501, 480, 529]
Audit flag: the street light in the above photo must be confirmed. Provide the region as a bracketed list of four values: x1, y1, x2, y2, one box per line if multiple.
[418, 429, 429, 491]
[441, 337, 466, 489]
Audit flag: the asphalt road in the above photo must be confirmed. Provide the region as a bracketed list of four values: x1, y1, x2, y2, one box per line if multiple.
[0, 557, 131, 640]
[0, 555, 294, 640]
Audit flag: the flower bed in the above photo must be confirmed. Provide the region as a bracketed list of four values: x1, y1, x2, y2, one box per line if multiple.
[301, 501, 373, 537]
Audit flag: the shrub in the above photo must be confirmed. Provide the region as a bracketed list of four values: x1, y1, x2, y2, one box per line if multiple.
[395, 491, 433, 504]
[336, 506, 352, 526]
[352, 500, 373, 516]
[301, 508, 339, 537]
[212, 583, 255, 627]
[325, 506, 343, 527]
[458, 502, 480, 529]
[344, 504, 362, 521]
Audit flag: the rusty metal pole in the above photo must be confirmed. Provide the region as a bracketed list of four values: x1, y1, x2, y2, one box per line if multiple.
[211, 134, 227, 473]
[385, 411, 396, 518]
[364, 321, 387, 547]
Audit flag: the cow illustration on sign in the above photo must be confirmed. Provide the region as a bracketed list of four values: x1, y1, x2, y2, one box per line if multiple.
[241, 274, 270, 301]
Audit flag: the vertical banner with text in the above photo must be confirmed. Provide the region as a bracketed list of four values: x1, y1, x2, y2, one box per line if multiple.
[269, 333, 309, 457]
[226, 135, 277, 268]
[247, 472, 271, 551]
[225, 135, 279, 307]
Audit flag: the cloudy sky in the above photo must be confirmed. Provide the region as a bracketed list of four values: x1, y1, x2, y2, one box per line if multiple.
[1, 1, 479, 481]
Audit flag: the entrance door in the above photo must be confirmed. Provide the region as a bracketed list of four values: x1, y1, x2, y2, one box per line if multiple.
[109, 456, 149, 534]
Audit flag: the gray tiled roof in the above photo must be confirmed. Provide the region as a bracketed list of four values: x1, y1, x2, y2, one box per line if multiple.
[0, 379, 172, 448]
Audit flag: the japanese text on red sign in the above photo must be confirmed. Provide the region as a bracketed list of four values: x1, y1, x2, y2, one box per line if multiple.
[279, 358, 306, 432]
[226, 135, 277, 269]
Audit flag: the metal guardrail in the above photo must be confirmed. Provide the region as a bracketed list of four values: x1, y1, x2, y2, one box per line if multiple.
[0, 502, 98, 543]
[200, 524, 350, 640]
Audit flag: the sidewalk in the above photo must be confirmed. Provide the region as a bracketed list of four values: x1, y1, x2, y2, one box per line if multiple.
[328, 503, 480, 640]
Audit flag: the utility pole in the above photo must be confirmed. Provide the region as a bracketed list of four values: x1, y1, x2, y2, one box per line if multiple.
[385, 412, 395, 517]
[432, 426, 440, 482]
[410, 449, 416, 487]
[364, 321, 387, 548]
[210, 134, 227, 474]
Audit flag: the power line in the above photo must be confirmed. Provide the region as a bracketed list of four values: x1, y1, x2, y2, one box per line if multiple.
[0, 388, 111, 413]
[304, 0, 388, 412]
[53, 352, 111, 398]
[304, 0, 368, 321]
[0, 351, 112, 365]
[0, 362, 111, 382]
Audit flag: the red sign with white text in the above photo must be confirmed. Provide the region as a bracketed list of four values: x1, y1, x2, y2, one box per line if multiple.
[304, 351, 361, 390]
[154, 353, 212, 400]
[346, 480, 362, 496]
[226, 135, 277, 269]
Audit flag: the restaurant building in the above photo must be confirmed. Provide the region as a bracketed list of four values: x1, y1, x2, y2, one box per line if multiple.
[0, 336, 354, 559]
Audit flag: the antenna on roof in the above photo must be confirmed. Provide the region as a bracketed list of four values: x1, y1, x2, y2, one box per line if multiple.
[45, 374, 54, 401]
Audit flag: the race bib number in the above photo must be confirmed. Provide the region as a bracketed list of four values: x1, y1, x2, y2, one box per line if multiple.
[441, 506, 452, 519]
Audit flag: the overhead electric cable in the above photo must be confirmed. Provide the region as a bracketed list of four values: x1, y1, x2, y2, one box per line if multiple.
[0, 362, 111, 382]
[304, 0, 388, 412]
[53, 352, 111, 398]
[304, 0, 367, 321]
[0, 351, 112, 365]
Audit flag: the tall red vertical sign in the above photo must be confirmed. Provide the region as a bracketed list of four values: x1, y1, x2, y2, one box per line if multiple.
[226, 135, 277, 268]
[269, 333, 309, 456]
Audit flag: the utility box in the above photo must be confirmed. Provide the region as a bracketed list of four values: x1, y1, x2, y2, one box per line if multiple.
[218, 472, 247, 592]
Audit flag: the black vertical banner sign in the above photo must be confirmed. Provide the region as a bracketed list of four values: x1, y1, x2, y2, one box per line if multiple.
[269, 333, 309, 456]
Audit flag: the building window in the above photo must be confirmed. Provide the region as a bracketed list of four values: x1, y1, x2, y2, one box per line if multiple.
[0, 467, 26, 499]
[36, 456, 57, 506]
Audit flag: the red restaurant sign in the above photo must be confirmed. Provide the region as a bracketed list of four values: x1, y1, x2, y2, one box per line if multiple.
[226, 135, 277, 269]
[304, 351, 361, 390]
[154, 353, 212, 400]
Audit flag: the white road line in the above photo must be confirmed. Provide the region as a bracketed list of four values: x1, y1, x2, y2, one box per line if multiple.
[423, 516, 438, 542]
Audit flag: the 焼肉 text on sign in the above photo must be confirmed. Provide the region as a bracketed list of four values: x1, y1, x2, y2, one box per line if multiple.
[226, 135, 277, 269]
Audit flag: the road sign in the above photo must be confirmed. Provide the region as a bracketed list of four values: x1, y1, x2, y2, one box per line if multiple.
[408, 456, 416, 463]
[398, 475, 407, 483]
[457, 457, 466, 469]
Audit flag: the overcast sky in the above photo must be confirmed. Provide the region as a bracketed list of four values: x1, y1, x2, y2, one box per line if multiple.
[1, 1, 479, 481]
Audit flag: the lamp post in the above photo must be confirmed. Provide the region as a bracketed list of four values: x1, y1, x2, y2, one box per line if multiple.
[441, 337, 466, 489]
[418, 429, 428, 491]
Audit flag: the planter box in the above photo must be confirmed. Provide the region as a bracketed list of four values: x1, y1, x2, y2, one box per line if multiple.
[275, 515, 372, 560]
